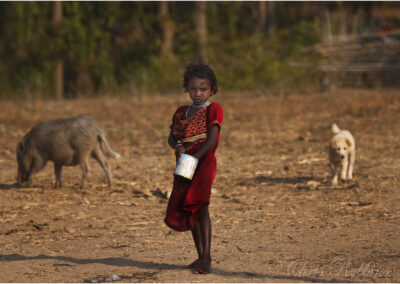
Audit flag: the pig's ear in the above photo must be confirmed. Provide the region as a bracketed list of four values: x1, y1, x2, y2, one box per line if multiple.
[17, 142, 24, 153]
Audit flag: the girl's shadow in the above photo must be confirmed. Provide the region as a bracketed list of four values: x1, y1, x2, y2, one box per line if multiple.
[0, 253, 352, 282]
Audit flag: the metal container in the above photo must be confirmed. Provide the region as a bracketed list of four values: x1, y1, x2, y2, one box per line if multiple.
[174, 153, 199, 180]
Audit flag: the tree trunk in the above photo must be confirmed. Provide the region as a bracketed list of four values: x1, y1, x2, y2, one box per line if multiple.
[319, 5, 334, 92]
[351, 8, 361, 34]
[258, 1, 267, 34]
[53, 1, 63, 100]
[337, 1, 347, 36]
[194, 1, 208, 64]
[320, 5, 332, 46]
[258, 2, 276, 36]
[266, 1, 276, 36]
[159, 2, 174, 55]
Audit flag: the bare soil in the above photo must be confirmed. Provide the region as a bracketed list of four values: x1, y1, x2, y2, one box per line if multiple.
[0, 90, 399, 282]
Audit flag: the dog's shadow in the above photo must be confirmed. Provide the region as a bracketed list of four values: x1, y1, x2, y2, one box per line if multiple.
[252, 175, 314, 185]
[329, 180, 360, 190]
[246, 175, 358, 192]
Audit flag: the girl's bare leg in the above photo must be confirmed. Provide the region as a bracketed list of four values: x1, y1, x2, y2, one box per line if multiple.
[189, 223, 203, 268]
[194, 206, 211, 274]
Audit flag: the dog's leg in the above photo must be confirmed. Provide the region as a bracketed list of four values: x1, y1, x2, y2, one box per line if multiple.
[331, 164, 338, 185]
[347, 150, 355, 180]
[340, 158, 348, 181]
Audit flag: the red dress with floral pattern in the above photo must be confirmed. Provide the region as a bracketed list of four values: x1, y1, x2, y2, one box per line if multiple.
[164, 103, 223, 231]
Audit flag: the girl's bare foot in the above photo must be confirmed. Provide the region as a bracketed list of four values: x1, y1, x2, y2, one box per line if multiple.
[188, 259, 200, 269]
[194, 258, 211, 274]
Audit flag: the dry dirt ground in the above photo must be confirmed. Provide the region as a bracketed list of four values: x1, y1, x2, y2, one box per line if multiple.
[0, 90, 399, 283]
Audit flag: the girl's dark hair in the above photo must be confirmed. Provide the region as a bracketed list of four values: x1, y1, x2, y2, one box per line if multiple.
[183, 63, 218, 94]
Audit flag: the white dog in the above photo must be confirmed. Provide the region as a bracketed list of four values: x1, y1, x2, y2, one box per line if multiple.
[329, 123, 355, 185]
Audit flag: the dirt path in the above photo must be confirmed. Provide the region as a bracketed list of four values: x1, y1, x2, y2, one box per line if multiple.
[0, 90, 399, 282]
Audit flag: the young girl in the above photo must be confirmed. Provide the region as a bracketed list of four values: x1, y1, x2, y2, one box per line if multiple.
[164, 63, 223, 274]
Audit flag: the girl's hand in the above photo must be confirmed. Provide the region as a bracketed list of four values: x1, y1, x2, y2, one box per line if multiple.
[169, 131, 183, 161]
[175, 144, 185, 162]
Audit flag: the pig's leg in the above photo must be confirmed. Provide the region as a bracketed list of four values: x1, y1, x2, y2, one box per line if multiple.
[54, 165, 63, 188]
[80, 159, 89, 189]
[92, 149, 112, 187]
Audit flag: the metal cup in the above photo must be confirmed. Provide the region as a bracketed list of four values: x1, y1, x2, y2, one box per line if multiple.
[174, 153, 199, 180]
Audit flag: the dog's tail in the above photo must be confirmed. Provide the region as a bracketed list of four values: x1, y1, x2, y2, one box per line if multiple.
[331, 123, 340, 134]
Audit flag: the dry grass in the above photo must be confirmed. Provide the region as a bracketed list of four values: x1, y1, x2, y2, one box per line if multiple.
[0, 89, 399, 282]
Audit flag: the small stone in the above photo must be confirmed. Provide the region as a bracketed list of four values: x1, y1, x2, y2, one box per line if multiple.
[106, 275, 120, 282]
[150, 187, 169, 199]
[306, 180, 320, 188]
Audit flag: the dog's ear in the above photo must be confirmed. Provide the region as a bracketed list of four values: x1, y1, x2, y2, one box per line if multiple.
[345, 139, 352, 147]
[331, 140, 336, 148]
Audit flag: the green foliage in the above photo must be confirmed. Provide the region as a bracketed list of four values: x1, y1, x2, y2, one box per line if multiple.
[0, 2, 52, 97]
[141, 55, 184, 93]
[208, 20, 321, 91]
[139, 2, 321, 94]
[0, 2, 388, 98]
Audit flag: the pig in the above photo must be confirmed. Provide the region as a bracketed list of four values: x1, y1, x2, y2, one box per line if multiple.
[16, 114, 121, 188]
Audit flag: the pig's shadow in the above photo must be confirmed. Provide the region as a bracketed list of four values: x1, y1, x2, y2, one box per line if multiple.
[0, 183, 34, 190]
[0, 183, 18, 190]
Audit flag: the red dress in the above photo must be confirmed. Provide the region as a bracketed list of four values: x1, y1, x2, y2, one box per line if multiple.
[164, 103, 223, 232]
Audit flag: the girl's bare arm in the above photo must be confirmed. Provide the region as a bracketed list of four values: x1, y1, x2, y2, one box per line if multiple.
[168, 130, 177, 149]
[192, 125, 220, 160]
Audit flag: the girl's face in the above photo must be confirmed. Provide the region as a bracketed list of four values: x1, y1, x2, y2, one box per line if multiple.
[187, 77, 212, 106]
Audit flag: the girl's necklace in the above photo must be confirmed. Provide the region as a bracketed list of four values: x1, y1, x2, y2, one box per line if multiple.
[185, 101, 210, 118]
